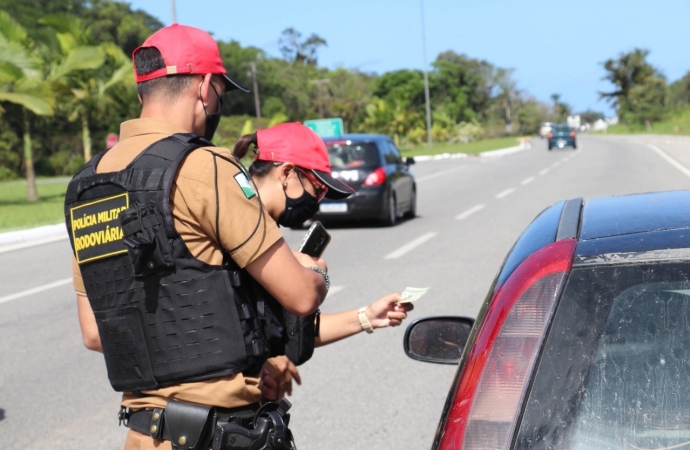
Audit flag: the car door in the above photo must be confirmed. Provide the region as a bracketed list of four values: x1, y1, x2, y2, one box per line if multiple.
[384, 140, 413, 210]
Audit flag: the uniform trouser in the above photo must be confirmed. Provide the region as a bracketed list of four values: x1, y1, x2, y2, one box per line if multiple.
[124, 429, 171, 450]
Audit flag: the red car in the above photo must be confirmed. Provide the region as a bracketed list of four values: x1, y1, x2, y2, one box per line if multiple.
[405, 191, 690, 449]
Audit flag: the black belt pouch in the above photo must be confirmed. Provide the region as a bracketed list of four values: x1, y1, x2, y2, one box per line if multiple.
[165, 400, 215, 450]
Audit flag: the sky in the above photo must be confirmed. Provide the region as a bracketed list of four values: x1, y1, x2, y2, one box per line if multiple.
[127, 0, 690, 116]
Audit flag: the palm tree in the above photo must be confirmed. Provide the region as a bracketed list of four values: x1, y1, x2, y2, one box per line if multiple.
[0, 11, 54, 201]
[41, 14, 130, 162]
[62, 42, 133, 161]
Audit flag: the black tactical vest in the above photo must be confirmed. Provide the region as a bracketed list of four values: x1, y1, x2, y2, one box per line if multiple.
[64, 133, 275, 392]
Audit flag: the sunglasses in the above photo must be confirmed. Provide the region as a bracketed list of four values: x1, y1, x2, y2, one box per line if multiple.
[297, 168, 328, 202]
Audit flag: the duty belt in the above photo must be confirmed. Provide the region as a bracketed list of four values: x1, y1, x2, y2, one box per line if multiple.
[119, 399, 295, 450]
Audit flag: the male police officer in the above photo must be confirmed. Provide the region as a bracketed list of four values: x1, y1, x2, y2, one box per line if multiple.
[66, 24, 329, 450]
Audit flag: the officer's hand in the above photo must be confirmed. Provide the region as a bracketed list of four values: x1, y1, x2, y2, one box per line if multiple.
[260, 367, 279, 401]
[366, 293, 414, 329]
[262, 356, 302, 401]
[292, 251, 328, 272]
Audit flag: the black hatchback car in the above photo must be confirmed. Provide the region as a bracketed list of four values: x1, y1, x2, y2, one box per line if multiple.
[405, 190, 690, 449]
[547, 124, 577, 150]
[313, 134, 416, 226]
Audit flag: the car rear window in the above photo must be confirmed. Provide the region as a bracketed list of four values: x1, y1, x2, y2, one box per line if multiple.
[551, 126, 570, 133]
[515, 262, 690, 450]
[326, 142, 379, 170]
[570, 281, 690, 449]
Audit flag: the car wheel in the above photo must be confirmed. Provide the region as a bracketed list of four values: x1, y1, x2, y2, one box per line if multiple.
[381, 193, 396, 227]
[403, 189, 416, 219]
[547, 145, 552, 150]
[573, 143, 577, 149]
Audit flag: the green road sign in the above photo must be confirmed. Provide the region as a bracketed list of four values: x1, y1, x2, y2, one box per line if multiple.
[304, 118, 344, 137]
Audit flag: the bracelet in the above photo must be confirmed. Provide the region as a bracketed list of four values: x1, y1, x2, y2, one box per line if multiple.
[308, 267, 330, 293]
[358, 307, 374, 334]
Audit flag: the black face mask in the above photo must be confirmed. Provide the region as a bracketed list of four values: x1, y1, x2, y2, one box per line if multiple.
[203, 83, 223, 141]
[278, 189, 319, 228]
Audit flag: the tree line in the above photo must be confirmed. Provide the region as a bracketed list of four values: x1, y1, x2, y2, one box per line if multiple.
[600, 48, 690, 130]
[0, 1, 558, 196]
[2, 1, 689, 202]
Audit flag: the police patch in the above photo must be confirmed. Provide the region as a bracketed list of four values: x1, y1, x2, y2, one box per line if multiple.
[234, 172, 256, 199]
[70, 193, 129, 264]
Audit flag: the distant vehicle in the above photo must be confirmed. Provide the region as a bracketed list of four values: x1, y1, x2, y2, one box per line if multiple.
[538, 122, 552, 139]
[547, 124, 577, 150]
[313, 134, 416, 226]
[404, 190, 690, 449]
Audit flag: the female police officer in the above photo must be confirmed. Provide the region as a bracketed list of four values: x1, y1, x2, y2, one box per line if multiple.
[67, 25, 331, 450]
[231, 123, 414, 401]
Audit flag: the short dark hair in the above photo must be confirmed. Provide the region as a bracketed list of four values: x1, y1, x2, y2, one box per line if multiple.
[134, 47, 196, 102]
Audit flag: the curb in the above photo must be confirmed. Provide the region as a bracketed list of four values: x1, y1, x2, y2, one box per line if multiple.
[412, 140, 531, 162]
[414, 152, 469, 162]
[0, 223, 67, 248]
[480, 141, 531, 158]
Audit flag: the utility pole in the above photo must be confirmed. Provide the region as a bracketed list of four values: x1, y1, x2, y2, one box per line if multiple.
[309, 78, 330, 118]
[248, 62, 261, 118]
[170, 0, 177, 23]
[420, 0, 432, 148]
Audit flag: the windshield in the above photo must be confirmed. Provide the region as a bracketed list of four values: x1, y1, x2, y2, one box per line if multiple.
[551, 126, 570, 133]
[326, 142, 380, 170]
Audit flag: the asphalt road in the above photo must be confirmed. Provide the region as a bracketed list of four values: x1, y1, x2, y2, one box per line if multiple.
[2, 134, 690, 449]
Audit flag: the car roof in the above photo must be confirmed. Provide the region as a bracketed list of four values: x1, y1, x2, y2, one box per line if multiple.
[576, 190, 690, 258]
[322, 134, 391, 143]
[580, 190, 690, 240]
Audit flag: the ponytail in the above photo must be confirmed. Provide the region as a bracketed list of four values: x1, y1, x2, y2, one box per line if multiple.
[233, 132, 275, 180]
[232, 133, 257, 159]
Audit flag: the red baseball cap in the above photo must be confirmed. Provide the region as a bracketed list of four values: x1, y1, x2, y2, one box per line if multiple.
[132, 24, 248, 92]
[255, 123, 355, 200]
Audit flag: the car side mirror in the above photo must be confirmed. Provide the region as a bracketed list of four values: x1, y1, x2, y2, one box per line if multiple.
[405, 157, 415, 166]
[403, 316, 474, 365]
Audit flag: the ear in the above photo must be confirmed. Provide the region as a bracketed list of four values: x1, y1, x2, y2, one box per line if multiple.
[198, 73, 213, 106]
[278, 163, 296, 185]
[137, 93, 143, 105]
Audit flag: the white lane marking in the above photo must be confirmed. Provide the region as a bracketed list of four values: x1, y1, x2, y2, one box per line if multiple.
[648, 144, 690, 179]
[495, 188, 516, 199]
[0, 277, 72, 305]
[384, 232, 438, 259]
[560, 157, 569, 163]
[416, 167, 464, 182]
[0, 234, 68, 255]
[521, 176, 535, 185]
[552, 161, 561, 168]
[455, 204, 486, 221]
[327, 286, 344, 297]
[539, 168, 550, 175]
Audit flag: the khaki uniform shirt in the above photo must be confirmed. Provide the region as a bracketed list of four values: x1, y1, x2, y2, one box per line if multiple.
[71, 118, 283, 410]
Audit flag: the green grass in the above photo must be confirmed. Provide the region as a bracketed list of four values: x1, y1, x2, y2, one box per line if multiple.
[605, 109, 690, 135]
[0, 178, 69, 232]
[401, 136, 523, 157]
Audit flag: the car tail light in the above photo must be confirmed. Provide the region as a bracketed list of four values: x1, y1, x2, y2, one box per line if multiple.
[570, 131, 576, 138]
[438, 239, 576, 449]
[363, 167, 386, 186]
[547, 133, 552, 139]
